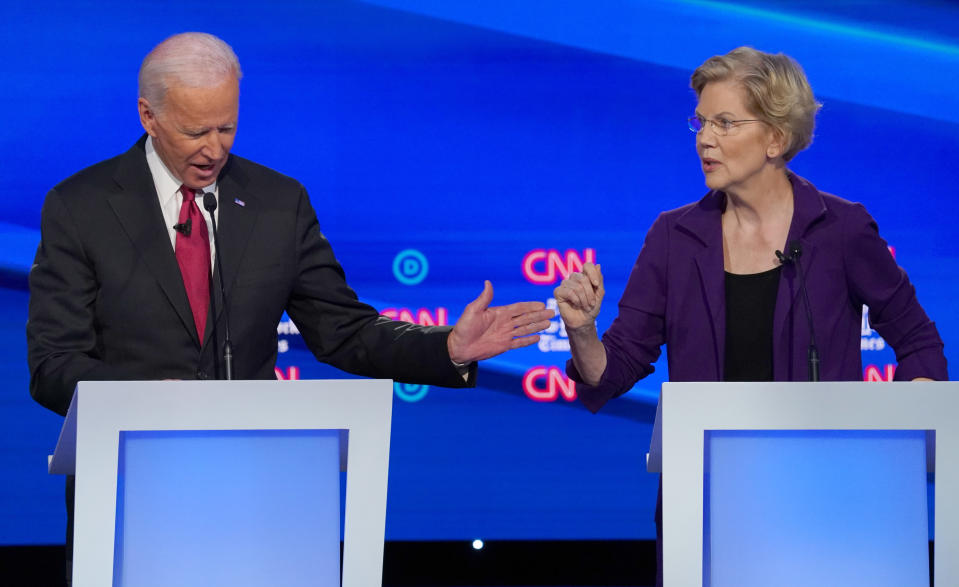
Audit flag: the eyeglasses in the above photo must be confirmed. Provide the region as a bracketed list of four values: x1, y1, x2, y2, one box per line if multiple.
[688, 115, 764, 136]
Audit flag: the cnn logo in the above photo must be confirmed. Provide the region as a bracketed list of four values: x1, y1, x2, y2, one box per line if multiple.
[523, 366, 577, 402]
[381, 307, 448, 326]
[522, 249, 596, 285]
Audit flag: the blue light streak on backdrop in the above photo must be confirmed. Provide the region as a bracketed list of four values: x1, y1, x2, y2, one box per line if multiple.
[0, 0, 956, 544]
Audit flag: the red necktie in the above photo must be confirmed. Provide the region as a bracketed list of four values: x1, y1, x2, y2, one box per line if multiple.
[175, 186, 211, 342]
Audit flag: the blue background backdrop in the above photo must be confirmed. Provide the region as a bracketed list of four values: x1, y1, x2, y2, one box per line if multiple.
[1, 0, 956, 544]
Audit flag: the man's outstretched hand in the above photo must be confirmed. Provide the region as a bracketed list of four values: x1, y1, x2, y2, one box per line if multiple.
[447, 280, 555, 364]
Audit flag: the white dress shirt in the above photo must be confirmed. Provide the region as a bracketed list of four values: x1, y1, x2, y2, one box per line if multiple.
[145, 136, 218, 266]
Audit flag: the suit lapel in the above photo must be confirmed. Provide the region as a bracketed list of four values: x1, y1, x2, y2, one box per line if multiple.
[108, 137, 200, 344]
[677, 192, 726, 377]
[773, 173, 827, 374]
[207, 159, 258, 335]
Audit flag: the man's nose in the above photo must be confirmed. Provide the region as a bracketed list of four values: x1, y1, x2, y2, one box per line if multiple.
[200, 133, 224, 160]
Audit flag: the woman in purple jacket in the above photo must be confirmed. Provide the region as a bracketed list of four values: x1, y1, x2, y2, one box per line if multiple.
[555, 47, 947, 585]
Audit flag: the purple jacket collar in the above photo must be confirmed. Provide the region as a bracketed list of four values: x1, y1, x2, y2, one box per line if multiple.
[671, 172, 828, 380]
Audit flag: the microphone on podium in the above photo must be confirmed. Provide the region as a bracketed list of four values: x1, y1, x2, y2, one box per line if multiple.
[200, 191, 234, 380]
[776, 241, 820, 382]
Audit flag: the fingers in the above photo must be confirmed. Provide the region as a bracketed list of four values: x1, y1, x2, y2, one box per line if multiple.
[509, 316, 553, 337]
[509, 334, 541, 350]
[501, 306, 554, 344]
[509, 309, 554, 328]
[555, 271, 598, 309]
[582, 262, 604, 290]
[501, 300, 548, 316]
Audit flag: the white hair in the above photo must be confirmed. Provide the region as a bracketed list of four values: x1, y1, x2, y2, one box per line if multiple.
[138, 32, 243, 111]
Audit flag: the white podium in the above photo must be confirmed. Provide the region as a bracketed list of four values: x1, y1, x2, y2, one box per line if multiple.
[648, 381, 959, 587]
[48, 379, 394, 587]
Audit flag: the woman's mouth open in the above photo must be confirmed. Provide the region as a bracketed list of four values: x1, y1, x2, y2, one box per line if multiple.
[702, 158, 720, 172]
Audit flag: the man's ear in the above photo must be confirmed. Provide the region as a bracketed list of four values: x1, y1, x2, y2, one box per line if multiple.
[138, 98, 158, 137]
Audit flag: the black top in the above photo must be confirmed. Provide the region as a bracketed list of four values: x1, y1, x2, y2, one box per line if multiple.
[724, 266, 782, 382]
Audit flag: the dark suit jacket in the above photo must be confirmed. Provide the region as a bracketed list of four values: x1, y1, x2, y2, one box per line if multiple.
[28, 136, 473, 416]
[569, 172, 948, 412]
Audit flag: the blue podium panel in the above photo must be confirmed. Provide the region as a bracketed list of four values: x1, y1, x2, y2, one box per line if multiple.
[113, 429, 340, 587]
[706, 430, 929, 587]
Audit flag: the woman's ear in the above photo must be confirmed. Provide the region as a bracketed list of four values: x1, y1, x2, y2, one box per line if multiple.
[767, 128, 788, 159]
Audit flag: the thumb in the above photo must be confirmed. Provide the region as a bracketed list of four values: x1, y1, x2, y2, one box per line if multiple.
[469, 280, 493, 312]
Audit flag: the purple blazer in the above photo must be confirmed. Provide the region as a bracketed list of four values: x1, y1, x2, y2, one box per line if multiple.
[570, 173, 948, 413]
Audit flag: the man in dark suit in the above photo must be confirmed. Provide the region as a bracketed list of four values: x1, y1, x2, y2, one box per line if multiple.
[28, 31, 553, 414]
[26, 32, 553, 581]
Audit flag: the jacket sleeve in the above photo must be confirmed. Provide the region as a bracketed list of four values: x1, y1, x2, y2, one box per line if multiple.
[567, 213, 668, 412]
[285, 188, 474, 388]
[842, 203, 947, 380]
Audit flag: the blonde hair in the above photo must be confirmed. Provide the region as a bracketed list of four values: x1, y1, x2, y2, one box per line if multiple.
[691, 47, 821, 162]
[139, 32, 243, 112]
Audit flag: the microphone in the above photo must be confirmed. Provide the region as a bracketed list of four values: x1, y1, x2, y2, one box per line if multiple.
[774, 248, 790, 265]
[776, 241, 820, 381]
[201, 191, 234, 380]
[173, 218, 192, 236]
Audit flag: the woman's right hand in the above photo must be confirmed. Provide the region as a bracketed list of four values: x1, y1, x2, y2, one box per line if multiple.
[553, 262, 604, 331]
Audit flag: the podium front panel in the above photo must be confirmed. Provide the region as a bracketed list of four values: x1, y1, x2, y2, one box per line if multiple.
[657, 382, 959, 587]
[62, 379, 393, 587]
[705, 429, 929, 587]
[113, 429, 340, 587]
